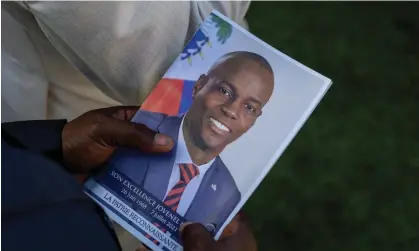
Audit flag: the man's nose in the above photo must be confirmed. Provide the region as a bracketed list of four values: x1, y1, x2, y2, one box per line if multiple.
[221, 101, 239, 119]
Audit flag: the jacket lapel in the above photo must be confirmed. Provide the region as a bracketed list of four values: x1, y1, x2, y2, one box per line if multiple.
[185, 157, 223, 226]
[157, 114, 184, 143]
[142, 114, 183, 201]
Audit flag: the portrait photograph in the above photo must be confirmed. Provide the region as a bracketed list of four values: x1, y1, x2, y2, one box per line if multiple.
[85, 11, 332, 251]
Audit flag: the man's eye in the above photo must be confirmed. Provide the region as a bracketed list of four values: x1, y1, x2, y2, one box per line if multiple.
[219, 87, 231, 96]
[245, 104, 256, 111]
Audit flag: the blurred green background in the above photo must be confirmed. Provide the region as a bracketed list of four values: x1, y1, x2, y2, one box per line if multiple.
[243, 2, 419, 251]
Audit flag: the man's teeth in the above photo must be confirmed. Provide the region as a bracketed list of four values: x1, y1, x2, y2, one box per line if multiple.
[210, 118, 229, 132]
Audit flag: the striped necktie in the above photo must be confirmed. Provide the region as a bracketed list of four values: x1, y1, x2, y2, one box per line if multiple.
[163, 163, 200, 211]
[146, 163, 200, 246]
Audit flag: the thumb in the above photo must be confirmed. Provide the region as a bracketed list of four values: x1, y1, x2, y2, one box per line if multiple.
[181, 222, 215, 250]
[104, 119, 174, 153]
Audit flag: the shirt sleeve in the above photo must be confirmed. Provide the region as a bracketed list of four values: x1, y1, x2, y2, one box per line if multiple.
[1, 119, 67, 164]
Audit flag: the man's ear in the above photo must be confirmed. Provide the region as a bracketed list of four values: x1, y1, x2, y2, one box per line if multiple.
[192, 74, 207, 98]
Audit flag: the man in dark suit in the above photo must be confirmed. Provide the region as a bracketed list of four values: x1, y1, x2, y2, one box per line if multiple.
[108, 51, 275, 233]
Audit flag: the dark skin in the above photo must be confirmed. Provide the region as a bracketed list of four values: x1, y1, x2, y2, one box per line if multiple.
[62, 106, 175, 179]
[180, 212, 257, 251]
[184, 56, 274, 165]
[136, 213, 256, 251]
[62, 106, 257, 250]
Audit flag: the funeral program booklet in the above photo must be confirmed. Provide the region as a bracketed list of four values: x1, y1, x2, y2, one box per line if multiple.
[84, 10, 332, 251]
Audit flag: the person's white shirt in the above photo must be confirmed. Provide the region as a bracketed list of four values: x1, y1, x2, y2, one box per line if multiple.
[164, 117, 215, 217]
[2, 2, 250, 123]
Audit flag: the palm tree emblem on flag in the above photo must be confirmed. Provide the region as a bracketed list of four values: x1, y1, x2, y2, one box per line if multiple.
[180, 14, 233, 65]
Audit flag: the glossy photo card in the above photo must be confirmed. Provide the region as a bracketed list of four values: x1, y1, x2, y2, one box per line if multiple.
[84, 10, 332, 251]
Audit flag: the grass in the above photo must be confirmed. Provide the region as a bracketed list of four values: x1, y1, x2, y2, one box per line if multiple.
[244, 2, 419, 251]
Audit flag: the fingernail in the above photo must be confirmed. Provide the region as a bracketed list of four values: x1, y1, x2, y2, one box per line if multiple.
[154, 134, 169, 146]
[179, 222, 194, 233]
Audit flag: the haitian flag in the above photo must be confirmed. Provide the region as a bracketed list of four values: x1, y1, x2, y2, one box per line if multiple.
[141, 78, 196, 116]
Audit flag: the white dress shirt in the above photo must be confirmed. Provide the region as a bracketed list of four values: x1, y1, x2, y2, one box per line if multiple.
[163, 117, 215, 217]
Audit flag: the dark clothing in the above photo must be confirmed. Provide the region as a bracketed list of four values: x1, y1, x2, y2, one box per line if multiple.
[1, 120, 121, 251]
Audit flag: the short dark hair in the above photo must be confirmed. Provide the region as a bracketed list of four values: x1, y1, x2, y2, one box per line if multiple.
[209, 51, 273, 75]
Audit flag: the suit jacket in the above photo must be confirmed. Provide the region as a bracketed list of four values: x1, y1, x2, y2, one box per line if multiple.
[107, 110, 241, 234]
[2, 120, 121, 251]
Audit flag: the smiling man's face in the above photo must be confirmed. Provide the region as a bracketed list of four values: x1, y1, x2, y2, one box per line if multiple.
[185, 56, 274, 152]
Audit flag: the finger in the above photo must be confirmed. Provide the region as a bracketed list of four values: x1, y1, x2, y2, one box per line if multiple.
[117, 106, 141, 121]
[179, 222, 194, 233]
[217, 211, 257, 251]
[219, 214, 240, 240]
[104, 119, 174, 153]
[235, 211, 254, 236]
[181, 223, 215, 251]
[102, 106, 141, 121]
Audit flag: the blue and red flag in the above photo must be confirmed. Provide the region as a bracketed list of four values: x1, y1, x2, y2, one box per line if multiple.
[141, 78, 196, 116]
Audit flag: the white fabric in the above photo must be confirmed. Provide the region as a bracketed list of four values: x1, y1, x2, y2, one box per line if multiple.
[2, 1, 250, 122]
[164, 117, 215, 217]
[1, 5, 49, 122]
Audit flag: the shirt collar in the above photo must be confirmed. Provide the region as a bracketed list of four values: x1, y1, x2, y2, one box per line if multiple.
[175, 115, 215, 176]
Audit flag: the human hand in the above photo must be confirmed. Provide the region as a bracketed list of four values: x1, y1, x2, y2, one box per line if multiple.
[180, 212, 257, 251]
[62, 106, 174, 179]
